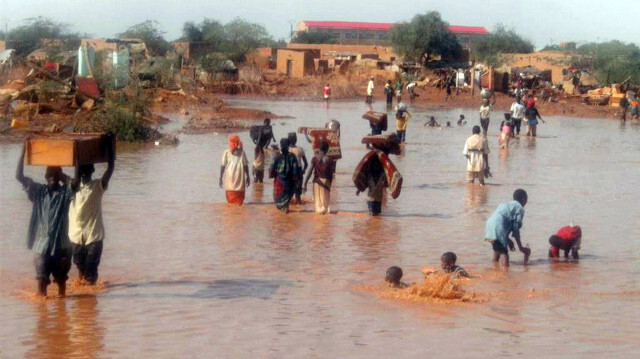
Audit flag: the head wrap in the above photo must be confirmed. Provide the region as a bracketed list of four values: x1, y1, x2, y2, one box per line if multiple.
[229, 135, 242, 151]
[527, 99, 536, 108]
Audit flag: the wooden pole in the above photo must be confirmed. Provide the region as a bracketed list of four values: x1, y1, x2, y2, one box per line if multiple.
[471, 61, 475, 97]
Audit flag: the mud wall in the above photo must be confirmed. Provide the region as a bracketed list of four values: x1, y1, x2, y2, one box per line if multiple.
[287, 43, 397, 62]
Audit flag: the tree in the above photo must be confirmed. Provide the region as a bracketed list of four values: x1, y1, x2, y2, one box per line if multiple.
[389, 11, 462, 65]
[473, 24, 534, 66]
[7, 17, 77, 56]
[578, 40, 640, 84]
[221, 18, 272, 61]
[119, 20, 169, 57]
[182, 18, 224, 47]
[291, 32, 336, 44]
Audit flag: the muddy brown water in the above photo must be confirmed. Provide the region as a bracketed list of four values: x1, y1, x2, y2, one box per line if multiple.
[1, 99, 640, 358]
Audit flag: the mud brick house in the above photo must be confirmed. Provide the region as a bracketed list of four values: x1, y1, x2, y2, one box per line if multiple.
[276, 49, 317, 78]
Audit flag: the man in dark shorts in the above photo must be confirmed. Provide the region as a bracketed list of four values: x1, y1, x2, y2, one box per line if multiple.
[16, 143, 74, 297]
[484, 189, 531, 266]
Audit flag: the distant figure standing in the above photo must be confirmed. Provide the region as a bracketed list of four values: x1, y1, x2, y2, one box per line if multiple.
[395, 79, 403, 103]
[384, 80, 394, 106]
[366, 77, 375, 103]
[525, 103, 544, 137]
[220, 135, 250, 205]
[407, 81, 418, 101]
[287, 132, 308, 204]
[499, 119, 512, 149]
[395, 103, 411, 143]
[445, 81, 452, 101]
[255, 118, 276, 149]
[463, 126, 490, 185]
[510, 99, 525, 136]
[303, 141, 336, 214]
[479, 100, 492, 135]
[484, 189, 531, 266]
[322, 83, 331, 101]
[356, 155, 386, 216]
[270, 138, 301, 213]
[619, 93, 629, 122]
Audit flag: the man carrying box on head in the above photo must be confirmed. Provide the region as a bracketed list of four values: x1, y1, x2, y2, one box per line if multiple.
[16, 143, 74, 297]
[69, 134, 115, 285]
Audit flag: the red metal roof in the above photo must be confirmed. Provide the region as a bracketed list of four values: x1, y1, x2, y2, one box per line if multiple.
[303, 21, 394, 31]
[302, 21, 488, 34]
[448, 26, 489, 35]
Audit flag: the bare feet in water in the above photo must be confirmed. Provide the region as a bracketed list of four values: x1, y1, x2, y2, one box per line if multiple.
[523, 248, 531, 265]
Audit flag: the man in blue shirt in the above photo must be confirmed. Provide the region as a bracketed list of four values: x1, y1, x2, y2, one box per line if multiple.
[485, 189, 531, 266]
[16, 143, 74, 297]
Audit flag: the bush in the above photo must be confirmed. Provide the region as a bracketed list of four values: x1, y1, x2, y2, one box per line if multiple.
[94, 80, 155, 142]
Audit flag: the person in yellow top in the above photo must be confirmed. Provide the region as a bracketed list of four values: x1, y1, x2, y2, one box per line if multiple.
[69, 134, 115, 285]
[395, 102, 411, 143]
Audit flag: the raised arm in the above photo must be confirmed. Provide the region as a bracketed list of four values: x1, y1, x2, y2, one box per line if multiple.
[101, 134, 116, 190]
[301, 152, 308, 173]
[69, 141, 81, 191]
[16, 142, 29, 187]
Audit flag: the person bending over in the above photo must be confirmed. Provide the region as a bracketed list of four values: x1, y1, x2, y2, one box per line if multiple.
[549, 225, 581, 260]
[484, 189, 531, 266]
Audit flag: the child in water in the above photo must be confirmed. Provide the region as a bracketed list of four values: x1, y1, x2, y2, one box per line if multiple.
[424, 116, 440, 127]
[457, 114, 467, 126]
[422, 252, 469, 278]
[484, 189, 531, 266]
[499, 117, 512, 149]
[549, 225, 582, 259]
[385, 266, 409, 288]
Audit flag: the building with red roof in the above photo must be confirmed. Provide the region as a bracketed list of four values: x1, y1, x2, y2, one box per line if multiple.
[295, 21, 489, 49]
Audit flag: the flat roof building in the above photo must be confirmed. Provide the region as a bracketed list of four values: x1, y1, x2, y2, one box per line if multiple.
[295, 20, 489, 49]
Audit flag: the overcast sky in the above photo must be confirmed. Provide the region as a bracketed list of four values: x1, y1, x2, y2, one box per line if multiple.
[2, 0, 636, 48]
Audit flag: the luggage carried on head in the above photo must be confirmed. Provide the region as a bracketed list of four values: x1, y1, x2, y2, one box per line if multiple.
[363, 111, 388, 131]
[25, 133, 114, 167]
[298, 125, 341, 160]
[361, 133, 401, 155]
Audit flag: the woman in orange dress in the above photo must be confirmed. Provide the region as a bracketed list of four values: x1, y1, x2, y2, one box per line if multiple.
[219, 135, 250, 205]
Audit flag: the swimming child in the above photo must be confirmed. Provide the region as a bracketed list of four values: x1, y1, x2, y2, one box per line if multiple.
[549, 225, 581, 259]
[440, 252, 470, 278]
[421, 252, 469, 278]
[424, 116, 440, 127]
[385, 266, 409, 288]
[445, 121, 452, 128]
[457, 114, 467, 126]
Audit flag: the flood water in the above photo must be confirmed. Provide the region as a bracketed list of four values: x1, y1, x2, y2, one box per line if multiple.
[1, 99, 640, 358]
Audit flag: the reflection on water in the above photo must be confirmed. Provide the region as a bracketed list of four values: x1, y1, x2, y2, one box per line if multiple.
[107, 279, 290, 299]
[26, 298, 103, 359]
[2, 99, 640, 357]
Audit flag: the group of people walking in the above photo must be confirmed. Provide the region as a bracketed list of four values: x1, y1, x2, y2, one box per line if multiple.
[220, 120, 336, 215]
